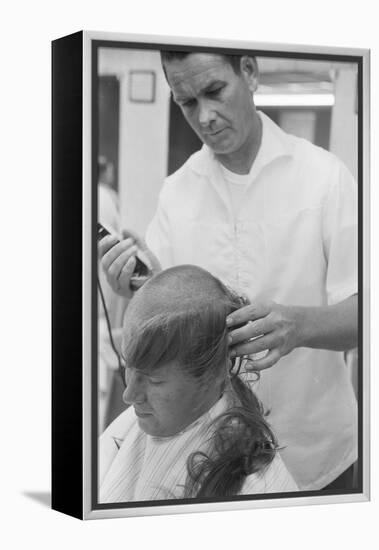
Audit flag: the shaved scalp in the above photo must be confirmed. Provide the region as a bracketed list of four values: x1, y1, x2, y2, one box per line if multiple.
[125, 265, 230, 324]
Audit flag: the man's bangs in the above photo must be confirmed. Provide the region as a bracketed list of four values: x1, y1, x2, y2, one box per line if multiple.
[122, 312, 183, 374]
[121, 299, 234, 377]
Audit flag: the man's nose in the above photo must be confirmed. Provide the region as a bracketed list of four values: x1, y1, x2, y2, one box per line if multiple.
[198, 100, 216, 128]
[122, 370, 145, 405]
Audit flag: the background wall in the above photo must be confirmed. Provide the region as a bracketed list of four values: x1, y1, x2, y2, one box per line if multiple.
[2, 1, 377, 550]
[99, 48, 170, 235]
[330, 66, 358, 179]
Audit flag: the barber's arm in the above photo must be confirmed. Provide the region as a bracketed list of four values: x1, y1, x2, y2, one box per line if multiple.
[226, 294, 358, 371]
[228, 159, 358, 371]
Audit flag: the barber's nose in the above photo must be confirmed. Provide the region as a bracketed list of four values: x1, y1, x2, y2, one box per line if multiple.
[122, 370, 145, 406]
[198, 100, 216, 127]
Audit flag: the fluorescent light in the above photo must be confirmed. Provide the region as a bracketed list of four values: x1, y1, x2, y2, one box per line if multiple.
[254, 93, 335, 107]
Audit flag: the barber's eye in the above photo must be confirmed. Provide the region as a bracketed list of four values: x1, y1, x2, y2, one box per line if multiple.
[182, 98, 196, 108]
[207, 87, 223, 97]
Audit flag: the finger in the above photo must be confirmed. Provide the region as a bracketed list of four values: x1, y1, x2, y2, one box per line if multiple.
[228, 318, 271, 345]
[242, 349, 281, 371]
[122, 228, 162, 273]
[106, 247, 138, 287]
[98, 235, 119, 258]
[230, 333, 276, 357]
[118, 256, 137, 288]
[226, 302, 272, 327]
[101, 239, 136, 271]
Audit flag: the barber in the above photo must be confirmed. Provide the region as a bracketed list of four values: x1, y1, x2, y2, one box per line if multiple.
[99, 51, 358, 492]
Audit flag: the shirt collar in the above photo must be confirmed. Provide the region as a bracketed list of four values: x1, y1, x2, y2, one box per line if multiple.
[187, 110, 294, 179]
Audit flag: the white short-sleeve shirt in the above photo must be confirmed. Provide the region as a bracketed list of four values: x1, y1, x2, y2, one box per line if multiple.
[145, 112, 358, 490]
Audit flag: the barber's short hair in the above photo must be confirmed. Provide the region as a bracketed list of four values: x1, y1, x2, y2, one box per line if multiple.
[160, 50, 244, 75]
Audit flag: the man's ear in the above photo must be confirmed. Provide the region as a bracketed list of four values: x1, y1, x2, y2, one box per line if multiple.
[240, 56, 259, 94]
[199, 370, 226, 401]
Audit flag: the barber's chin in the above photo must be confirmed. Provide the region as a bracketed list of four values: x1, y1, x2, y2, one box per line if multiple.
[205, 138, 234, 155]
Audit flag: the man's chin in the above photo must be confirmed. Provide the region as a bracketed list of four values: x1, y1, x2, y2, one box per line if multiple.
[136, 415, 155, 434]
[204, 137, 235, 155]
[137, 416, 182, 438]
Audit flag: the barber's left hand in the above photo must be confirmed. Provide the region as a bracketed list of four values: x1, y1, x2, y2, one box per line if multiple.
[226, 301, 302, 371]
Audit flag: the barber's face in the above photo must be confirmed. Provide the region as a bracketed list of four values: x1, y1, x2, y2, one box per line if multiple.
[122, 362, 210, 437]
[165, 53, 258, 157]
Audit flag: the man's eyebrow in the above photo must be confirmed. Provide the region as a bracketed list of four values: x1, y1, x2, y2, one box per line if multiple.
[173, 79, 226, 104]
[125, 365, 146, 375]
[173, 91, 193, 104]
[129, 365, 163, 379]
[202, 79, 226, 92]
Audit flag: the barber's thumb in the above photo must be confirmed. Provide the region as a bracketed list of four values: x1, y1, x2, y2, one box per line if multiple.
[127, 254, 137, 271]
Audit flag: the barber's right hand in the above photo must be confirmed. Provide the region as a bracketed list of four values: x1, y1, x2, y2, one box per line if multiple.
[99, 228, 161, 298]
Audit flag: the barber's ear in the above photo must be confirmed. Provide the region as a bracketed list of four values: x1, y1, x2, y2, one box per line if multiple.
[240, 56, 259, 94]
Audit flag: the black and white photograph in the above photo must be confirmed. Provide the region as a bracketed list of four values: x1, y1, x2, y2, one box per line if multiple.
[4, 0, 379, 545]
[89, 35, 368, 517]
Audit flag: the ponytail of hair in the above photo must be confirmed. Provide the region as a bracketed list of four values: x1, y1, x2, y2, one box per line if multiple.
[184, 372, 277, 498]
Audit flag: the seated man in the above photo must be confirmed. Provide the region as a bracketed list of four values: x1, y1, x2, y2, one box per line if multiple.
[99, 265, 298, 502]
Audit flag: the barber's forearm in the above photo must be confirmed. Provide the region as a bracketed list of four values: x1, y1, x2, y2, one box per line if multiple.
[296, 294, 358, 351]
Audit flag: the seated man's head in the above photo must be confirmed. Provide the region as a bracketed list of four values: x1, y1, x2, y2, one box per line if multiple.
[121, 265, 242, 437]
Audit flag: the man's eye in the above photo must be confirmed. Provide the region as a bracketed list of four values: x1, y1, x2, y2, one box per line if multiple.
[149, 381, 163, 386]
[182, 98, 196, 108]
[207, 87, 223, 97]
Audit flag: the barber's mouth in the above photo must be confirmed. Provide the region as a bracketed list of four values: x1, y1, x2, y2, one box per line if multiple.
[208, 129, 226, 136]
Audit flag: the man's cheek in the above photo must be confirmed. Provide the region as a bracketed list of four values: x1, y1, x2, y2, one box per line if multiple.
[149, 388, 176, 410]
[159, 389, 185, 415]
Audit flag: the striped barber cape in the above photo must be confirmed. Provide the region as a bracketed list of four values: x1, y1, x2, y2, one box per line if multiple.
[99, 394, 298, 503]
